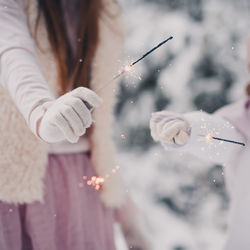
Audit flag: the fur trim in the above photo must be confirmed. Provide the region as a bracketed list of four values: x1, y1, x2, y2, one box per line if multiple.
[0, 87, 47, 204]
[0, 0, 126, 207]
[90, 1, 127, 207]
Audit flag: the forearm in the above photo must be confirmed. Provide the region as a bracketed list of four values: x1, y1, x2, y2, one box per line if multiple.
[176, 111, 245, 166]
[0, 0, 55, 134]
[1, 49, 55, 131]
[114, 196, 151, 250]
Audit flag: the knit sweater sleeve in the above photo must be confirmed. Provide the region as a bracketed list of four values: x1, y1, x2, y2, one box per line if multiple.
[163, 111, 246, 166]
[0, 0, 55, 134]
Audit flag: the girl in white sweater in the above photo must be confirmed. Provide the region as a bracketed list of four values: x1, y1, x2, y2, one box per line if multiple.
[0, 0, 149, 249]
[150, 41, 250, 250]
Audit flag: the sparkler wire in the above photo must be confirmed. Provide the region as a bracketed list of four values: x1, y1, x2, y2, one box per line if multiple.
[199, 134, 245, 147]
[211, 136, 245, 147]
[130, 36, 173, 66]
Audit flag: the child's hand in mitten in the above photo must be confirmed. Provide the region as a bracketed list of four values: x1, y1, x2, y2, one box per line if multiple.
[38, 87, 102, 143]
[150, 111, 191, 146]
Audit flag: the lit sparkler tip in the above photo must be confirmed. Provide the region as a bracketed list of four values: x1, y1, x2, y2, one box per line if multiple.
[205, 134, 212, 140]
[120, 134, 126, 139]
[124, 64, 132, 72]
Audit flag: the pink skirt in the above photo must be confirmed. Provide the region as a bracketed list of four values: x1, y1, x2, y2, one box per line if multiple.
[0, 153, 116, 250]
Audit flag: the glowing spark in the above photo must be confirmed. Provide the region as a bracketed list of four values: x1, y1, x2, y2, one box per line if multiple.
[205, 134, 213, 141]
[96, 177, 104, 184]
[120, 134, 126, 139]
[199, 134, 245, 147]
[124, 64, 133, 72]
[80, 165, 121, 191]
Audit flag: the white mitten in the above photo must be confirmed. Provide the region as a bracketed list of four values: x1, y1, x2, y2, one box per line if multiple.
[38, 87, 102, 143]
[150, 111, 191, 146]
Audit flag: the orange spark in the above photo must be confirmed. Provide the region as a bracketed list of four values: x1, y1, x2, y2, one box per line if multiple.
[120, 134, 126, 139]
[205, 134, 213, 141]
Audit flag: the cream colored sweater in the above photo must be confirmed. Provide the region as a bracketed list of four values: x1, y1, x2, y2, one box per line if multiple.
[0, 0, 126, 207]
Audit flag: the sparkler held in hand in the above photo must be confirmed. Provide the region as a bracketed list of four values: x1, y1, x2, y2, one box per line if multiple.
[199, 134, 246, 147]
[96, 36, 174, 93]
[85, 36, 173, 110]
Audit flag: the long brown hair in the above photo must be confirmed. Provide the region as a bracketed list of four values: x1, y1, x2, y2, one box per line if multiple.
[36, 0, 102, 94]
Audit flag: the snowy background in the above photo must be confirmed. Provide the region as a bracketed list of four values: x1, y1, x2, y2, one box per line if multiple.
[113, 0, 250, 249]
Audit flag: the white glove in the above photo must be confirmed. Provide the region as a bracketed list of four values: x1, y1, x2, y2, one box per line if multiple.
[38, 87, 102, 143]
[150, 111, 191, 146]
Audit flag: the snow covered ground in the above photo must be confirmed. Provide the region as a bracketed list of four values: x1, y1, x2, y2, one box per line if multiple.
[114, 0, 250, 249]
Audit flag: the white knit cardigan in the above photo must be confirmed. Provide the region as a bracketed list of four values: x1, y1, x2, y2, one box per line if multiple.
[0, 0, 126, 207]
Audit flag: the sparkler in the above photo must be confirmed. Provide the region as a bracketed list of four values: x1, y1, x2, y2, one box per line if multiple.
[199, 134, 245, 147]
[83, 36, 173, 110]
[96, 36, 173, 93]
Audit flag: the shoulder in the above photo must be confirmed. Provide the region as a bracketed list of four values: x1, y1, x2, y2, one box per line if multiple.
[216, 99, 250, 139]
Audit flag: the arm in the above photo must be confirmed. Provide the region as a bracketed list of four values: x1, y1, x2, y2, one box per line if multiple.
[150, 111, 245, 166]
[0, 0, 55, 133]
[0, 0, 101, 143]
[114, 196, 152, 250]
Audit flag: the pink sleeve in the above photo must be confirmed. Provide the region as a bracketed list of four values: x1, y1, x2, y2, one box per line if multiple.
[0, 0, 55, 134]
